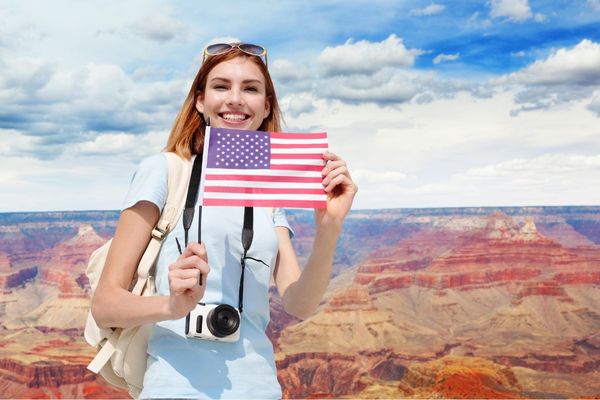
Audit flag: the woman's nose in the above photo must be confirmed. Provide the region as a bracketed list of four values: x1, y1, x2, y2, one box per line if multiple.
[227, 88, 244, 106]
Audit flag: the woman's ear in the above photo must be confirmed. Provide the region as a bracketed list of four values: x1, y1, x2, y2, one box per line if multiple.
[195, 93, 204, 113]
[264, 98, 271, 119]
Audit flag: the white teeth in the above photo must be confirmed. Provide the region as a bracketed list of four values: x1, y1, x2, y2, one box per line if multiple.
[222, 113, 247, 121]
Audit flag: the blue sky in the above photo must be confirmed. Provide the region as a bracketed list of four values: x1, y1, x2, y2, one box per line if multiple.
[1, 0, 600, 211]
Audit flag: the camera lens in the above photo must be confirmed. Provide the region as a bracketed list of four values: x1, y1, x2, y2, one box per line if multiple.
[206, 304, 240, 338]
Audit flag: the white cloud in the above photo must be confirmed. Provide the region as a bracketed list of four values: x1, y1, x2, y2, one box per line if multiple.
[489, 0, 533, 22]
[496, 39, 600, 85]
[270, 59, 311, 84]
[462, 154, 600, 181]
[72, 131, 165, 157]
[410, 3, 446, 16]
[588, 92, 600, 116]
[352, 169, 414, 185]
[131, 13, 186, 42]
[280, 92, 316, 118]
[317, 34, 423, 76]
[433, 53, 460, 64]
[316, 68, 424, 104]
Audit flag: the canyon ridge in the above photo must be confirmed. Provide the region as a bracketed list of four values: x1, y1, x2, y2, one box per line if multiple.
[0, 206, 599, 398]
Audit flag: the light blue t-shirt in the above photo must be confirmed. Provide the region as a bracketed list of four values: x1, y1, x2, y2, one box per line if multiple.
[122, 153, 293, 399]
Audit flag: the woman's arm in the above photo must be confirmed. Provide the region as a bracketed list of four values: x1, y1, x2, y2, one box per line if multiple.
[91, 200, 210, 329]
[273, 151, 357, 320]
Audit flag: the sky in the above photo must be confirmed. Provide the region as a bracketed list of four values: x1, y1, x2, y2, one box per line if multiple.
[1, 0, 600, 212]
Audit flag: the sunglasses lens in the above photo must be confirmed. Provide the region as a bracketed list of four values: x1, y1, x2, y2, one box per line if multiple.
[239, 44, 265, 56]
[206, 43, 233, 55]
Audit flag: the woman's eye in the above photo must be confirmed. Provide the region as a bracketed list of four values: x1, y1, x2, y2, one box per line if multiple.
[213, 85, 228, 90]
[245, 86, 259, 92]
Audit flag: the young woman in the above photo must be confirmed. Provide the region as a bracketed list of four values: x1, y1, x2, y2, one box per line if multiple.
[91, 42, 357, 398]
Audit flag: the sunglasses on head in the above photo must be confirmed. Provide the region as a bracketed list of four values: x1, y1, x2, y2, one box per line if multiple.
[203, 43, 268, 67]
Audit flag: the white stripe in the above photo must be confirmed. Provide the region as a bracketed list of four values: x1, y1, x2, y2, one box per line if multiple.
[206, 168, 321, 177]
[271, 138, 328, 145]
[271, 148, 326, 154]
[204, 192, 326, 201]
[271, 159, 325, 166]
[208, 159, 323, 167]
[205, 180, 323, 189]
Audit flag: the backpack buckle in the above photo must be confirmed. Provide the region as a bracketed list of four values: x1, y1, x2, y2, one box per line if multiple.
[151, 224, 169, 240]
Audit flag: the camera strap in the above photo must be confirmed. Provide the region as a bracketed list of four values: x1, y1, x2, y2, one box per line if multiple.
[183, 153, 204, 246]
[238, 207, 253, 313]
[181, 153, 256, 315]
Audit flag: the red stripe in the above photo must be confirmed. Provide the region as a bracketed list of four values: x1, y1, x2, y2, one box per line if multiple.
[204, 186, 325, 195]
[270, 164, 323, 171]
[270, 132, 327, 140]
[202, 198, 327, 208]
[206, 174, 322, 183]
[271, 153, 323, 159]
[271, 143, 328, 149]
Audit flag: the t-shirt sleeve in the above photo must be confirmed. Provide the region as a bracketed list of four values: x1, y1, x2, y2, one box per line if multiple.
[121, 153, 168, 212]
[273, 207, 294, 238]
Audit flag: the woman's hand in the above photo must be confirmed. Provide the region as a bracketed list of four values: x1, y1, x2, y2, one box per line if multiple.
[167, 242, 210, 320]
[317, 151, 358, 227]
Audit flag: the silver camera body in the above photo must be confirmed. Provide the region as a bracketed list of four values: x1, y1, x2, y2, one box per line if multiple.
[185, 302, 241, 342]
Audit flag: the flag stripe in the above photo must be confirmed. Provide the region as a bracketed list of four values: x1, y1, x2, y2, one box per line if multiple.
[203, 198, 327, 208]
[271, 143, 328, 149]
[270, 132, 327, 139]
[271, 153, 323, 160]
[271, 147, 325, 154]
[204, 186, 326, 195]
[206, 174, 322, 183]
[270, 164, 323, 171]
[206, 168, 321, 176]
[204, 192, 325, 200]
[205, 180, 324, 189]
[271, 159, 324, 166]
[271, 138, 328, 145]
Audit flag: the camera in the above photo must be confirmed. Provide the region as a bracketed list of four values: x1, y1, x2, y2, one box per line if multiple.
[185, 303, 241, 342]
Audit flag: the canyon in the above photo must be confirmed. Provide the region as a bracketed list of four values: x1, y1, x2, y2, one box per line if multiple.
[0, 206, 599, 398]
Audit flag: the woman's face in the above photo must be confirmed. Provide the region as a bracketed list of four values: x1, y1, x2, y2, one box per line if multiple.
[196, 56, 270, 131]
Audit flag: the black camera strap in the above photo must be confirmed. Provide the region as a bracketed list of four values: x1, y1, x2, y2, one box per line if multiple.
[183, 153, 204, 247]
[238, 207, 253, 314]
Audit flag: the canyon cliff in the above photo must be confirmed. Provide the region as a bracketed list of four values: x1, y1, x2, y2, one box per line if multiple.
[0, 207, 599, 398]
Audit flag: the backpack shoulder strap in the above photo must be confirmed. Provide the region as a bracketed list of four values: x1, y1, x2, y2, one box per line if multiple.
[130, 152, 193, 295]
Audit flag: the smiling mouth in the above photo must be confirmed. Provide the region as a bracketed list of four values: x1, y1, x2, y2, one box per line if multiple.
[219, 113, 250, 122]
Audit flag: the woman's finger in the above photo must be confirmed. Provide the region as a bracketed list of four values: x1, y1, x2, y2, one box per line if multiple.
[322, 165, 349, 187]
[179, 242, 208, 261]
[323, 174, 351, 193]
[170, 255, 208, 271]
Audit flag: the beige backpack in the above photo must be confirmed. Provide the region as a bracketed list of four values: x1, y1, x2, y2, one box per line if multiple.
[84, 153, 192, 398]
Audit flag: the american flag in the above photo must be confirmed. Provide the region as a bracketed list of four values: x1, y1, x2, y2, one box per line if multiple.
[199, 127, 328, 208]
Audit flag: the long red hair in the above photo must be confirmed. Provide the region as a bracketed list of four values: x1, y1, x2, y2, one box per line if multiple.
[165, 48, 282, 159]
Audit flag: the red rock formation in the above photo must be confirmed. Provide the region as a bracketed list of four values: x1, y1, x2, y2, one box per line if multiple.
[515, 281, 571, 301]
[0, 251, 11, 272]
[0, 358, 94, 387]
[47, 225, 107, 272]
[276, 352, 368, 399]
[554, 271, 600, 285]
[404, 356, 523, 399]
[326, 287, 376, 311]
